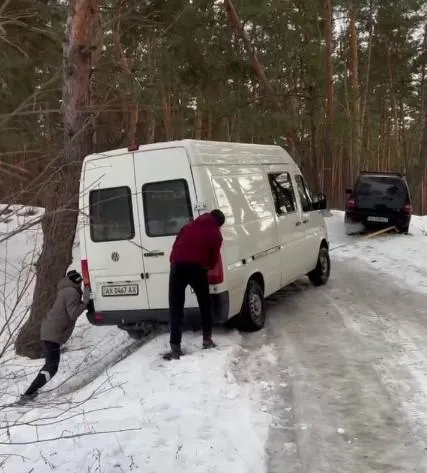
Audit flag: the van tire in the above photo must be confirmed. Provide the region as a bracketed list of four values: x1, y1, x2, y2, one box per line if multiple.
[124, 322, 155, 340]
[239, 279, 266, 331]
[308, 247, 330, 286]
[126, 329, 147, 340]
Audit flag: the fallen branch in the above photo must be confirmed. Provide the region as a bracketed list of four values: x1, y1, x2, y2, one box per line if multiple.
[1, 426, 142, 446]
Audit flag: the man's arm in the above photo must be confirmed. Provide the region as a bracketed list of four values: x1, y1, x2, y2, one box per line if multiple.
[207, 232, 223, 270]
[64, 287, 90, 322]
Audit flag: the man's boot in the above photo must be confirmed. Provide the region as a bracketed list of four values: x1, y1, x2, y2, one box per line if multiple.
[202, 335, 216, 350]
[163, 343, 183, 360]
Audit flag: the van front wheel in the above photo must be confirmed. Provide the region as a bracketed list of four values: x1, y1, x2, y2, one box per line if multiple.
[239, 280, 266, 331]
[308, 247, 331, 286]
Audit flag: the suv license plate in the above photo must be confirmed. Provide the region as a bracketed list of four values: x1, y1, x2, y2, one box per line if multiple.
[367, 216, 388, 223]
[102, 284, 139, 297]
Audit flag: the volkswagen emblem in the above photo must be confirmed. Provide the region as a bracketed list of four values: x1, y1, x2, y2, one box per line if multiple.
[111, 252, 120, 262]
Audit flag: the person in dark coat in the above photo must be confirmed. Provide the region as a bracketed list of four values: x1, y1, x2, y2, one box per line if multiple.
[20, 270, 90, 402]
[163, 209, 225, 360]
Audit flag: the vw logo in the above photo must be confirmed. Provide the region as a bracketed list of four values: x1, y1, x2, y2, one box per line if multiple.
[111, 252, 120, 262]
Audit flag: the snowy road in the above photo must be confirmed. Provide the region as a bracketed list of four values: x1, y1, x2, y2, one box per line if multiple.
[241, 234, 427, 472]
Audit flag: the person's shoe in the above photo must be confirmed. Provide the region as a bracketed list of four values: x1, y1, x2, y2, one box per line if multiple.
[162, 343, 183, 360]
[17, 392, 37, 405]
[202, 337, 217, 349]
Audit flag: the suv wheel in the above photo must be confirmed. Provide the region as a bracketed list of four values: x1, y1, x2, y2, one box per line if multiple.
[397, 224, 409, 234]
[308, 247, 331, 286]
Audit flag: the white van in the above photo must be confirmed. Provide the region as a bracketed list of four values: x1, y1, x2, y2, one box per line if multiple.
[78, 140, 330, 338]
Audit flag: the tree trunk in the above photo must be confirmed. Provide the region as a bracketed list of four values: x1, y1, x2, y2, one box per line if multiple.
[114, 0, 139, 146]
[323, 0, 334, 202]
[349, 6, 361, 178]
[223, 0, 298, 152]
[360, 0, 374, 171]
[15, 0, 100, 359]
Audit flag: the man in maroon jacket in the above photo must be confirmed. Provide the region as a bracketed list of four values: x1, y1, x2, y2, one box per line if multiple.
[163, 209, 225, 360]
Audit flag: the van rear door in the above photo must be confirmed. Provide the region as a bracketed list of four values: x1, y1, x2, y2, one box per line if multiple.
[133, 147, 199, 309]
[83, 153, 149, 313]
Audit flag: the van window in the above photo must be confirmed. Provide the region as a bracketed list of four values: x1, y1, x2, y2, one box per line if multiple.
[89, 186, 135, 242]
[294, 175, 313, 212]
[142, 179, 193, 237]
[268, 173, 297, 215]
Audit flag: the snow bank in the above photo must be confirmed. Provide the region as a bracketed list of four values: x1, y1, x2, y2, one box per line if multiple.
[325, 210, 427, 294]
[3, 332, 270, 473]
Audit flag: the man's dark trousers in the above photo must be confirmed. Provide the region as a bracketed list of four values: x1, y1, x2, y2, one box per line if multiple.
[169, 262, 212, 345]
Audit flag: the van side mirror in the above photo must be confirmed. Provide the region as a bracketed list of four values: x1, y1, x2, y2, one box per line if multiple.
[345, 188, 352, 194]
[312, 193, 327, 210]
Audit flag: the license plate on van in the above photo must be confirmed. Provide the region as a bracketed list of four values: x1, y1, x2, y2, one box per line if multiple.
[367, 216, 388, 223]
[101, 284, 139, 297]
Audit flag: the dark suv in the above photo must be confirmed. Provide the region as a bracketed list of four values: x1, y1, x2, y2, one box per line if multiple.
[345, 171, 412, 234]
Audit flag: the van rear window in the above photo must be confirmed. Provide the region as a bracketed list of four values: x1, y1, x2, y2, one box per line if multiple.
[142, 179, 193, 237]
[89, 187, 135, 242]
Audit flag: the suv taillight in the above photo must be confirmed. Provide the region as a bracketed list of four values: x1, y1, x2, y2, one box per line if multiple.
[346, 197, 356, 209]
[402, 203, 412, 214]
[81, 259, 91, 289]
[208, 255, 224, 285]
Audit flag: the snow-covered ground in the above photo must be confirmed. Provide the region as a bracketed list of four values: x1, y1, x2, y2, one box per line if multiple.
[328, 210, 427, 294]
[1, 205, 427, 472]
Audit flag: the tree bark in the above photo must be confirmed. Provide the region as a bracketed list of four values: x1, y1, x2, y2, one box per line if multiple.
[15, 0, 100, 358]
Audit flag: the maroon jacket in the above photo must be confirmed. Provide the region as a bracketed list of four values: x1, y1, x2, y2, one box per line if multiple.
[170, 213, 223, 270]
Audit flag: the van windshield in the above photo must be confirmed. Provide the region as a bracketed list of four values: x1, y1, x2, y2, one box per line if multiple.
[355, 175, 408, 209]
[142, 179, 193, 237]
[89, 186, 135, 242]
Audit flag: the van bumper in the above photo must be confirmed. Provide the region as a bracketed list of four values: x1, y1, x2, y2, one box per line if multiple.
[86, 291, 230, 328]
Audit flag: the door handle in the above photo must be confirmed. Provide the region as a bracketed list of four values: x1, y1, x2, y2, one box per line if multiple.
[144, 251, 164, 257]
[302, 219, 309, 224]
[296, 221, 302, 226]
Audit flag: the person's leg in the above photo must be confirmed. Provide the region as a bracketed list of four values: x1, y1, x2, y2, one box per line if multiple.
[188, 266, 216, 348]
[164, 264, 188, 360]
[24, 341, 60, 396]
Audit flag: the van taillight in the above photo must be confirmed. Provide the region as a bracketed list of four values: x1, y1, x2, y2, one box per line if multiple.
[208, 256, 224, 285]
[346, 197, 356, 209]
[81, 259, 91, 288]
[402, 203, 412, 214]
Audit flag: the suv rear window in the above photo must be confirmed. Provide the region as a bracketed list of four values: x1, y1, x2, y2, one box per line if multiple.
[142, 179, 193, 237]
[354, 175, 408, 209]
[89, 187, 135, 242]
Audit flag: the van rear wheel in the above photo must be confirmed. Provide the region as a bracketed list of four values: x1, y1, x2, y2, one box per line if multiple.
[126, 329, 146, 340]
[239, 279, 266, 331]
[123, 322, 155, 340]
[308, 247, 330, 286]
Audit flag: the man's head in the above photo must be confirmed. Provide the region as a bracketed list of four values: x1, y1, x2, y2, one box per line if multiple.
[210, 209, 225, 227]
[67, 270, 83, 285]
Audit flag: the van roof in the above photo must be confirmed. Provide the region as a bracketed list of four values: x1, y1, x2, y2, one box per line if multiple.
[84, 139, 296, 166]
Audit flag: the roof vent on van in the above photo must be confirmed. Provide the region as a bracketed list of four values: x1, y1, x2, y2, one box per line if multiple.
[128, 143, 139, 151]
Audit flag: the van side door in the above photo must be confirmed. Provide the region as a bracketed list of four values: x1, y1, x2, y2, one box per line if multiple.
[264, 167, 306, 286]
[293, 174, 323, 272]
